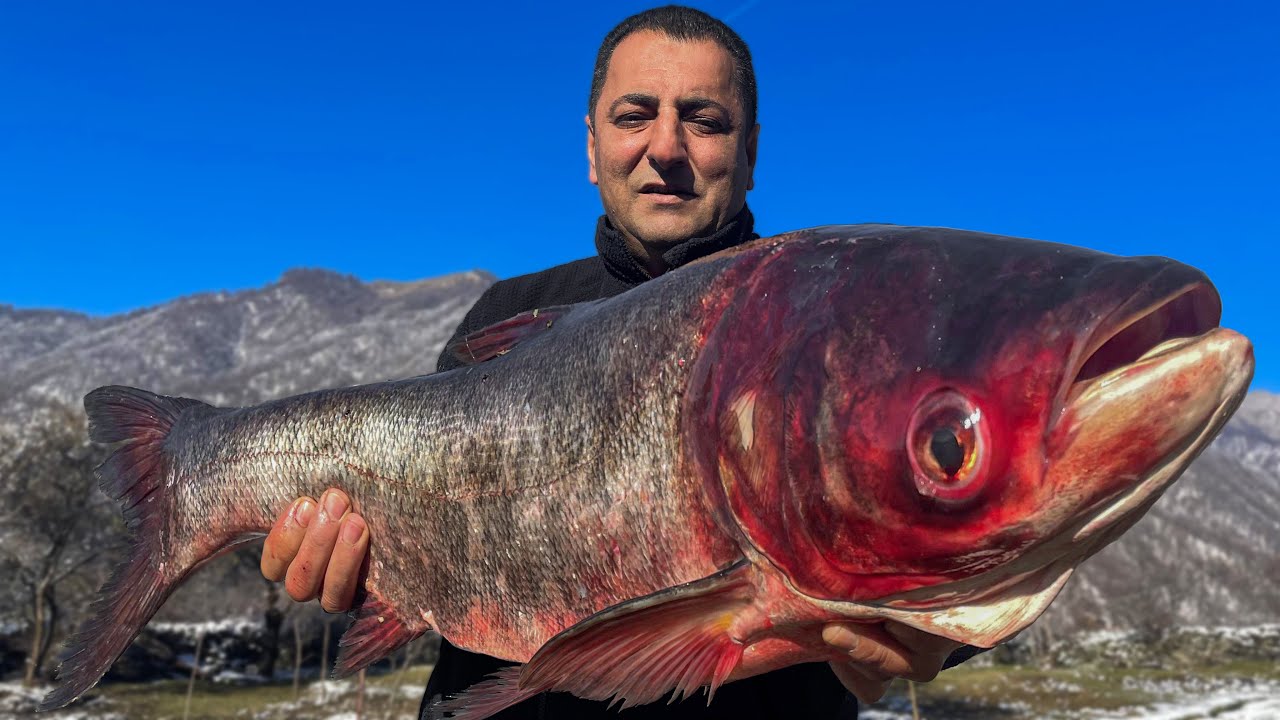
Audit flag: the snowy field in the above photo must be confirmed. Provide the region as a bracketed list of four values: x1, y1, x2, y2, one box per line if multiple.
[864, 685, 1280, 720]
[863, 666, 1280, 720]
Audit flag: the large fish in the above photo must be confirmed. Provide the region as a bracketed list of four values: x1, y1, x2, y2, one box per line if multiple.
[43, 225, 1252, 716]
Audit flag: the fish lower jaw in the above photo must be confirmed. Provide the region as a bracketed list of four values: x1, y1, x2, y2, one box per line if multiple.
[788, 558, 1079, 648]
[1074, 350, 1252, 541]
[1129, 334, 1200, 366]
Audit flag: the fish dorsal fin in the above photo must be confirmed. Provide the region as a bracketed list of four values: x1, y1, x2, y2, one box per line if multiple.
[427, 561, 758, 719]
[447, 304, 579, 366]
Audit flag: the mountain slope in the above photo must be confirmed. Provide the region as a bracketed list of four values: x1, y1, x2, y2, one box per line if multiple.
[0, 268, 493, 421]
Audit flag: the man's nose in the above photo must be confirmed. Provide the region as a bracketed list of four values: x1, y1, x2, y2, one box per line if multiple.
[647, 113, 688, 169]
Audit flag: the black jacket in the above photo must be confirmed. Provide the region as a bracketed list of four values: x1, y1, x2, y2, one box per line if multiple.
[420, 207, 859, 719]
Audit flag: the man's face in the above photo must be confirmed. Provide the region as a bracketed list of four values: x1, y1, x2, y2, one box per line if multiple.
[588, 31, 759, 255]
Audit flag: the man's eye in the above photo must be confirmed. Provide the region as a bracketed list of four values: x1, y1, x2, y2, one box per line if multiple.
[614, 113, 649, 127]
[689, 117, 725, 132]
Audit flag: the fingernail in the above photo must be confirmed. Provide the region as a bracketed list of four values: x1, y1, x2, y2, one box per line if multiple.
[322, 491, 347, 520]
[341, 515, 365, 545]
[292, 499, 315, 528]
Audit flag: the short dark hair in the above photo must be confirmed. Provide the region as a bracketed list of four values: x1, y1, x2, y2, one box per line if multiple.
[588, 5, 757, 130]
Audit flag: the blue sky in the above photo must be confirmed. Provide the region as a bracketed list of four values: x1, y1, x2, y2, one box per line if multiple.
[1, 1, 1276, 389]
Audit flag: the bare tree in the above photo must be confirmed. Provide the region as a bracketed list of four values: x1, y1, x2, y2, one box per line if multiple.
[0, 407, 116, 685]
[226, 546, 290, 679]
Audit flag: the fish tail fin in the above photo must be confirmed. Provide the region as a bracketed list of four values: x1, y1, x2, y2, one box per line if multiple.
[40, 386, 209, 710]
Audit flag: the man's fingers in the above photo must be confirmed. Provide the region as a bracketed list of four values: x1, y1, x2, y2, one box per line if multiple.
[822, 623, 946, 683]
[828, 660, 891, 704]
[884, 622, 964, 657]
[320, 513, 369, 613]
[284, 489, 350, 602]
[261, 497, 316, 582]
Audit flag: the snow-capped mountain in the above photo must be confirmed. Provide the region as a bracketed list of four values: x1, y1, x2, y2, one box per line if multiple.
[0, 268, 492, 425]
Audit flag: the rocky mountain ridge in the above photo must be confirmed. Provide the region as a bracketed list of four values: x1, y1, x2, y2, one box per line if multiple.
[0, 268, 493, 425]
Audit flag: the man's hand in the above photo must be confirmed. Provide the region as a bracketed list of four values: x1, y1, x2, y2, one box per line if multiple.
[260, 489, 369, 613]
[823, 622, 961, 704]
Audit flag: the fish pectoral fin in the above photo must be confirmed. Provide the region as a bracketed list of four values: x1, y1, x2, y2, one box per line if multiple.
[426, 561, 760, 719]
[447, 301, 599, 366]
[520, 559, 757, 710]
[334, 592, 426, 676]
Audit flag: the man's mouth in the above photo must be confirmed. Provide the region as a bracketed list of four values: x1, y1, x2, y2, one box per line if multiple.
[638, 183, 696, 201]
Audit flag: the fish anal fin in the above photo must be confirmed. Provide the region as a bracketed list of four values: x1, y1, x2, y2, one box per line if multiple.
[448, 305, 575, 366]
[425, 666, 538, 720]
[334, 593, 426, 676]
[520, 560, 758, 710]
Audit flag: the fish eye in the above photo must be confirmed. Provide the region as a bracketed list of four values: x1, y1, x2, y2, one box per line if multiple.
[930, 427, 966, 476]
[908, 389, 990, 504]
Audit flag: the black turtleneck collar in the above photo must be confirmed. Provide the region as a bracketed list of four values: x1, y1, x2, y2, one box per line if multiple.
[594, 206, 758, 287]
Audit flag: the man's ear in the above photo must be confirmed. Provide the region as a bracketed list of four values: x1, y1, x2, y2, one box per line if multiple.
[586, 114, 598, 186]
[746, 123, 760, 191]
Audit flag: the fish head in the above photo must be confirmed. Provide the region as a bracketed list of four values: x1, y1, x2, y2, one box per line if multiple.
[687, 225, 1254, 645]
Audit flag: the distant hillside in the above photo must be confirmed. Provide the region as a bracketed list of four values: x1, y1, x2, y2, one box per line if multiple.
[0, 268, 493, 418]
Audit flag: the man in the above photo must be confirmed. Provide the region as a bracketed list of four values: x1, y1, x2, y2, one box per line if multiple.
[260, 6, 968, 718]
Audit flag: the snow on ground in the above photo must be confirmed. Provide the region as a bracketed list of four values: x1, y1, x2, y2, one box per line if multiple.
[0, 681, 124, 720]
[1088, 676, 1280, 720]
[860, 678, 1280, 720]
[149, 617, 261, 640]
[863, 697, 1280, 720]
[1073, 623, 1280, 648]
[1085, 691, 1280, 720]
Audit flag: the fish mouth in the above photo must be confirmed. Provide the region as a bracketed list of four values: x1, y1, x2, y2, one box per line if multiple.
[1052, 329, 1253, 545]
[968, 281, 1253, 611]
[1049, 278, 1251, 543]
[1065, 281, 1222, 407]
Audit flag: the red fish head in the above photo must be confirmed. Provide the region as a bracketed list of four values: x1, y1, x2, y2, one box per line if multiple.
[685, 225, 1253, 645]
